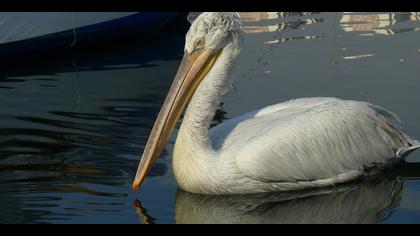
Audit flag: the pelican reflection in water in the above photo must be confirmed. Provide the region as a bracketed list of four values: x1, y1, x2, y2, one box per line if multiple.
[134, 164, 420, 224]
[175, 178, 402, 224]
[134, 166, 420, 224]
[132, 12, 419, 195]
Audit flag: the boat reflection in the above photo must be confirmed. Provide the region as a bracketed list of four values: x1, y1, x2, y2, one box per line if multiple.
[340, 12, 420, 36]
[188, 12, 420, 38]
[240, 12, 322, 35]
[134, 163, 420, 224]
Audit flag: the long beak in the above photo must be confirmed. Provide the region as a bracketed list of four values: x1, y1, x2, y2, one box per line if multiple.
[132, 48, 222, 191]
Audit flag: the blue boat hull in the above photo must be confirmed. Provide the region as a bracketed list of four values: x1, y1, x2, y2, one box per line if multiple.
[0, 12, 188, 56]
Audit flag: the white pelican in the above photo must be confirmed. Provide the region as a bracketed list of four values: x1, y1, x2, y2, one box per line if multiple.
[132, 12, 420, 195]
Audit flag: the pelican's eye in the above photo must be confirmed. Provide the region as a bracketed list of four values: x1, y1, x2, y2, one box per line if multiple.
[195, 38, 205, 49]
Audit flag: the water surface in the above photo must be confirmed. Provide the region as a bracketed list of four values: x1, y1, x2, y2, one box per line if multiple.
[1, 12, 420, 224]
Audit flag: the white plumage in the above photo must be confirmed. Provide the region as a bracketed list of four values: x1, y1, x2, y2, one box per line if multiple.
[133, 12, 420, 195]
[174, 94, 418, 194]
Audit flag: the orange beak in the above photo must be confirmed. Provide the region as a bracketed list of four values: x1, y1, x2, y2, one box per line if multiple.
[132, 48, 222, 191]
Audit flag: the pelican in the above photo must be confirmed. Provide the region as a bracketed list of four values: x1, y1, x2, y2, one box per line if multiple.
[132, 12, 420, 195]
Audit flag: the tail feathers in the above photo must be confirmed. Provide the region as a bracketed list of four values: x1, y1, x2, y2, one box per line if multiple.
[397, 144, 420, 158]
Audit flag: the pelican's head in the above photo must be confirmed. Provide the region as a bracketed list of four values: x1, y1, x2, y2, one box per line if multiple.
[132, 12, 242, 191]
[185, 12, 242, 56]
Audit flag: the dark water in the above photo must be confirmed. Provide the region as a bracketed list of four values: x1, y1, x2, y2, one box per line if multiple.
[1, 12, 420, 224]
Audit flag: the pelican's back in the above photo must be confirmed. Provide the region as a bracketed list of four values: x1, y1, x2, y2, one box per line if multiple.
[211, 98, 418, 185]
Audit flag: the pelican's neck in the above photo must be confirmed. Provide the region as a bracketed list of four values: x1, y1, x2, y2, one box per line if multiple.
[175, 43, 240, 159]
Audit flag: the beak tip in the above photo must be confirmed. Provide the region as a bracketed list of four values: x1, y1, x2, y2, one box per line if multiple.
[131, 181, 141, 192]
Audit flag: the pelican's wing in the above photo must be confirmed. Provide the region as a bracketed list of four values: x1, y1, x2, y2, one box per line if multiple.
[211, 98, 413, 183]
